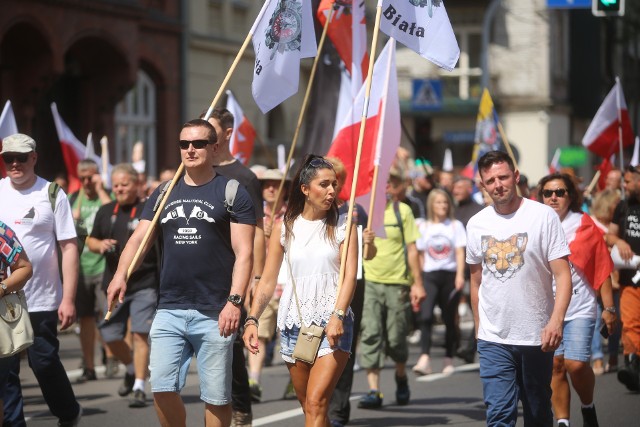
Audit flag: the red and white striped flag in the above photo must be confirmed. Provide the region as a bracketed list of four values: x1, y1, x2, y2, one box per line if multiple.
[0, 100, 19, 178]
[51, 102, 90, 194]
[226, 90, 257, 165]
[326, 39, 400, 236]
[582, 78, 634, 158]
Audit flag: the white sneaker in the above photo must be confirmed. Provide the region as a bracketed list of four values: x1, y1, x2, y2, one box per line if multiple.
[407, 329, 421, 344]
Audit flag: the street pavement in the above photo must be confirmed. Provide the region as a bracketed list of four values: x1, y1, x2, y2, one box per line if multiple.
[17, 321, 639, 426]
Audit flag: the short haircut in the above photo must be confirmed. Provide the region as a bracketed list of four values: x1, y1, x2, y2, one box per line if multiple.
[210, 108, 235, 131]
[477, 151, 515, 176]
[181, 118, 217, 145]
[77, 159, 99, 173]
[111, 163, 139, 182]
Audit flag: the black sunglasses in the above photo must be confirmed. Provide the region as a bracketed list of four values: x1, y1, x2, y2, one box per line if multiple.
[2, 153, 30, 164]
[541, 188, 568, 198]
[307, 157, 334, 170]
[178, 139, 211, 150]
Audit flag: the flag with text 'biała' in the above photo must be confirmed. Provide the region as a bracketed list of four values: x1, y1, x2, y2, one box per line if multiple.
[0, 100, 19, 178]
[51, 102, 91, 194]
[317, 0, 369, 94]
[582, 78, 634, 158]
[327, 39, 400, 237]
[378, 0, 459, 71]
[226, 90, 257, 165]
[252, 0, 317, 114]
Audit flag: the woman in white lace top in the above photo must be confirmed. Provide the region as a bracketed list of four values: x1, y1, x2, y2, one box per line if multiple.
[243, 155, 358, 424]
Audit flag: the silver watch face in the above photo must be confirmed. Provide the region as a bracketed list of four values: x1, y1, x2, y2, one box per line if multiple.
[228, 294, 242, 306]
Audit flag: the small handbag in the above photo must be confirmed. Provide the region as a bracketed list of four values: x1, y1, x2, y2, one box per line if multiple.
[286, 252, 324, 364]
[0, 290, 34, 358]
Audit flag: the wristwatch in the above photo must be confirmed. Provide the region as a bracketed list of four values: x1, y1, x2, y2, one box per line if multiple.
[1, 282, 7, 297]
[227, 294, 243, 307]
[332, 309, 345, 321]
[604, 306, 616, 314]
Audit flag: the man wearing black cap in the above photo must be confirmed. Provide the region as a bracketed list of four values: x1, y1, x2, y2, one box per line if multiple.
[0, 133, 82, 426]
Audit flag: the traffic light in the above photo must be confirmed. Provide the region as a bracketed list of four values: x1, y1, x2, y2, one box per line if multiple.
[592, 0, 625, 17]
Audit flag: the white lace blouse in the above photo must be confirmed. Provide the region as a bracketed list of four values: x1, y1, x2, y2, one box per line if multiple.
[277, 213, 348, 331]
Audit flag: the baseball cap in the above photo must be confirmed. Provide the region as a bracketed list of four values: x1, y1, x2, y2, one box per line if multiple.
[1, 133, 36, 154]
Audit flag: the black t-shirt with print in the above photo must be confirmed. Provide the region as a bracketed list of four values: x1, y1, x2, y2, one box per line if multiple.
[612, 197, 640, 286]
[141, 174, 256, 312]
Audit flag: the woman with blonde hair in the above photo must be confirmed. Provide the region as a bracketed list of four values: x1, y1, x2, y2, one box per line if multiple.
[244, 155, 358, 425]
[413, 188, 466, 375]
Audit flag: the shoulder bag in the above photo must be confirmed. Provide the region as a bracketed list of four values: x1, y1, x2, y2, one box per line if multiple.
[0, 290, 34, 357]
[285, 251, 324, 364]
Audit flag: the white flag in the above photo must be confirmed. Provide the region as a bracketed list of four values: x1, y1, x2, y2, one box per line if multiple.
[252, 0, 317, 113]
[0, 100, 18, 177]
[377, 0, 459, 71]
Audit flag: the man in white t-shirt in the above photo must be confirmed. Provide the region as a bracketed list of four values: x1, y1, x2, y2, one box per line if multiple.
[0, 133, 82, 426]
[466, 151, 572, 427]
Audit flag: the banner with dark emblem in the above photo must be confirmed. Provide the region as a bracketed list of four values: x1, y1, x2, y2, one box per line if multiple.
[251, 0, 317, 113]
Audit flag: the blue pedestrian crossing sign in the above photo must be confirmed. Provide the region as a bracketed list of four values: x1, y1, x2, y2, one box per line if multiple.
[412, 79, 442, 111]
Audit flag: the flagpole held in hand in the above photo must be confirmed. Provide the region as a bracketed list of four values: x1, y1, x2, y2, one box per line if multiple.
[270, 4, 336, 228]
[105, 4, 271, 321]
[338, 5, 384, 287]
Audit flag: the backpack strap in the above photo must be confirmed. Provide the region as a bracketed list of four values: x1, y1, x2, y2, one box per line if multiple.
[224, 179, 240, 214]
[48, 182, 61, 213]
[153, 180, 172, 213]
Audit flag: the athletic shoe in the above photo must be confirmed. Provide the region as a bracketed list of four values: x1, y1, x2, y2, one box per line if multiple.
[129, 390, 147, 408]
[581, 405, 599, 427]
[230, 411, 252, 427]
[105, 357, 120, 379]
[77, 368, 97, 383]
[557, 422, 568, 427]
[57, 405, 82, 427]
[283, 380, 297, 400]
[249, 379, 262, 403]
[118, 373, 135, 396]
[358, 390, 383, 409]
[395, 374, 410, 406]
[617, 357, 640, 392]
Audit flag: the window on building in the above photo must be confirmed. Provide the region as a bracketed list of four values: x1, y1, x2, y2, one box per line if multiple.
[439, 28, 482, 100]
[114, 70, 157, 178]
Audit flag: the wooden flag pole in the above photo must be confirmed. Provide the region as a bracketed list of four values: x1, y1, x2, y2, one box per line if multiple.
[586, 170, 601, 194]
[337, 5, 384, 287]
[269, 5, 335, 227]
[105, 22, 261, 320]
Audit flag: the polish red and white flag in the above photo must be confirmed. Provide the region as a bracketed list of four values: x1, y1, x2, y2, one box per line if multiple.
[226, 90, 257, 165]
[51, 102, 88, 194]
[582, 78, 634, 158]
[326, 39, 400, 235]
[0, 100, 19, 178]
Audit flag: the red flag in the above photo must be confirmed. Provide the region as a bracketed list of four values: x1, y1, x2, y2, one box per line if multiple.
[226, 91, 257, 165]
[51, 103, 85, 194]
[327, 39, 399, 203]
[317, 0, 369, 92]
[0, 100, 19, 178]
[597, 157, 613, 191]
[582, 78, 634, 158]
[568, 213, 613, 290]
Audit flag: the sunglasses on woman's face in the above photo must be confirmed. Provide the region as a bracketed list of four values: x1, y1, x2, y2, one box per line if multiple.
[1, 153, 30, 164]
[178, 139, 211, 150]
[541, 188, 568, 198]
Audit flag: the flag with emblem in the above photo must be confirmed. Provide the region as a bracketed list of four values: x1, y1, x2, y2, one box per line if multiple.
[161, 205, 187, 224]
[377, 0, 459, 71]
[252, 0, 317, 113]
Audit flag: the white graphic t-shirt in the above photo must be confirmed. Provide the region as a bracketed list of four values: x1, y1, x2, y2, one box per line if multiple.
[466, 198, 570, 345]
[416, 219, 466, 272]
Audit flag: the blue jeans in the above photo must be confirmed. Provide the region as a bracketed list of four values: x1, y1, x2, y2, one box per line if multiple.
[3, 311, 80, 426]
[478, 340, 553, 427]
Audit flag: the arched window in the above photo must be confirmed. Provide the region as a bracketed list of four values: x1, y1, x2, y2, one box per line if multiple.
[114, 70, 157, 177]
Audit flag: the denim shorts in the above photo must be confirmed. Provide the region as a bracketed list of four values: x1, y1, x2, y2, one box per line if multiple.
[280, 314, 353, 363]
[149, 309, 234, 405]
[554, 317, 596, 362]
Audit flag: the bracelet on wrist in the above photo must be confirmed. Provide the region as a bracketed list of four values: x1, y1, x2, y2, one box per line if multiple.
[603, 306, 616, 314]
[245, 316, 260, 328]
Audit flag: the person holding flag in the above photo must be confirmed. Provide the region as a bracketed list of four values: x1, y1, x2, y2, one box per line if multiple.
[539, 172, 616, 427]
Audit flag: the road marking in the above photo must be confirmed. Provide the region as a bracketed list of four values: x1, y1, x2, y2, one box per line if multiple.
[415, 362, 480, 382]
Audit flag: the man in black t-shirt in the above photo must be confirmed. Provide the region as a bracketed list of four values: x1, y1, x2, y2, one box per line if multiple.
[106, 119, 256, 427]
[206, 107, 265, 425]
[606, 165, 640, 392]
[88, 163, 159, 408]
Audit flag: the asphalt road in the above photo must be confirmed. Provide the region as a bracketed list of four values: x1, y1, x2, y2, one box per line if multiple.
[16, 321, 639, 426]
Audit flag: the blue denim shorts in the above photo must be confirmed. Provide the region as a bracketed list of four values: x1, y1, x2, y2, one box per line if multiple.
[280, 314, 353, 363]
[149, 309, 234, 405]
[554, 317, 596, 362]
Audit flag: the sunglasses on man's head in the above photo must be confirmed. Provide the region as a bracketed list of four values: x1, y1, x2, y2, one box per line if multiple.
[541, 188, 568, 198]
[178, 139, 211, 150]
[1, 153, 29, 164]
